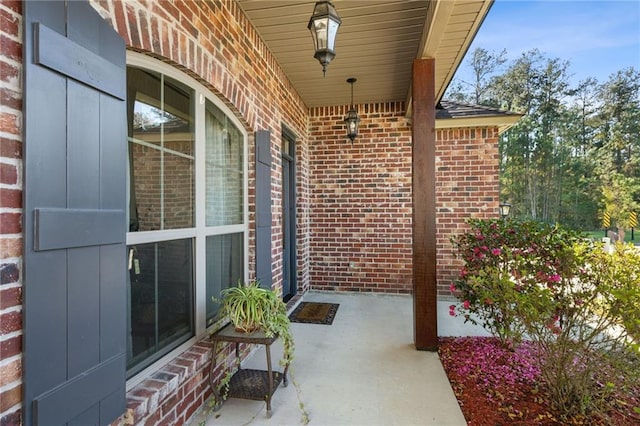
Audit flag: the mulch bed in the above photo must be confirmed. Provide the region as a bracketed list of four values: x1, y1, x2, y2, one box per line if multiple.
[438, 336, 640, 425]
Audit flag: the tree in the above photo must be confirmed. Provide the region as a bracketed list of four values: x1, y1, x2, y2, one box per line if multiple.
[556, 79, 600, 228]
[447, 47, 639, 233]
[593, 68, 640, 231]
[446, 48, 506, 105]
[594, 68, 640, 175]
[468, 48, 507, 105]
[494, 50, 573, 222]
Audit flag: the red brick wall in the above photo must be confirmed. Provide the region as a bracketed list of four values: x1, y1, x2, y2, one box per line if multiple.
[309, 103, 414, 293]
[0, 0, 23, 424]
[435, 127, 500, 294]
[0, 0, 312, 423]
[309, 106, 500, 295]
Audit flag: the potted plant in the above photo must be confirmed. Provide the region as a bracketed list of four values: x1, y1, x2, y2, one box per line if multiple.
[216, 280, 294, 367]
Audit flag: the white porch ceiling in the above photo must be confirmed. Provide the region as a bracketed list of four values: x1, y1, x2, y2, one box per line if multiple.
[236, 0, 493, 109]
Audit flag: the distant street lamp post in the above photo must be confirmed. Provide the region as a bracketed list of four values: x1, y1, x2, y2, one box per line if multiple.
[499, 203, 511, 220]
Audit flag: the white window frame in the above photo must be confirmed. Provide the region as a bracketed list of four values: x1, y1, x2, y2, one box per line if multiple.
[126, 52, 249, 389]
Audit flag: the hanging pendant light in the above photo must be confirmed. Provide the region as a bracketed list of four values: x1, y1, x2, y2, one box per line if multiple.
[308, 1, 341, 76]
[344, 77, 360, 143]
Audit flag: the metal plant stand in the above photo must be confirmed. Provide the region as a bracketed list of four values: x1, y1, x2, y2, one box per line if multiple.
[208, 323, 289, 418]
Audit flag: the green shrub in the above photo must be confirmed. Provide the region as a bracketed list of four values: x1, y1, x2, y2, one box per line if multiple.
[599, 243, 640, 346]
[518, 241, 640, 420]
[451, 220, 640, 420]
[450, 218, 583, 347]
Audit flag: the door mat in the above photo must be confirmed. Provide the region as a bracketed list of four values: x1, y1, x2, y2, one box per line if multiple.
[289, 302, 339, 325]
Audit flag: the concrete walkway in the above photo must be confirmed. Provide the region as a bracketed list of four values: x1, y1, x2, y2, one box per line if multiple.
[192, 292, 486, 426]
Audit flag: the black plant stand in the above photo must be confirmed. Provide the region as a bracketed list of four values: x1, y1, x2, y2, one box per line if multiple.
[208, 323, 288, 418]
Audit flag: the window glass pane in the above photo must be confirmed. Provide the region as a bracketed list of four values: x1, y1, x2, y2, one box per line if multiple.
[205, 101, 244, 226]
[125, 61, 247, 377]
[127, 239, 194, 375]
[206, 233, 244, 326]
[128, 67, 195, 231]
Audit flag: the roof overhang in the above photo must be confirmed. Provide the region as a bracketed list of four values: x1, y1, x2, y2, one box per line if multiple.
[436, 101, 523, 134]
[436, 115, 521, 134]
[237, 0, 494, 110]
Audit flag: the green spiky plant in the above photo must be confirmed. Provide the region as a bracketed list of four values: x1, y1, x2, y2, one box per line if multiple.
[212, 280, 309, 423]
[216, 280, 294, 368]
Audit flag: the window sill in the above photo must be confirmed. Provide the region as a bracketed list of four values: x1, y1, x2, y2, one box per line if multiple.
[114, 294, 305, 425]
[115, 338, 215, 425]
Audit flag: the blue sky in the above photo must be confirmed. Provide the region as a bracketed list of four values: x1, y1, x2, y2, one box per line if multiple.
[455, 0, 640, 86]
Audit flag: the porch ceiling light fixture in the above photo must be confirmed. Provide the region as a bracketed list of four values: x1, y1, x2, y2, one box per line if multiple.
[499, 202, 512, 219]
[308, 1, 342, 76]
[344, 77, 360, 143]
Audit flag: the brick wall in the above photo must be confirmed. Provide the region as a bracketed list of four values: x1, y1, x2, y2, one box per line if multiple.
[122, 341, 215, 425]
[0, 0, 23, 424]
[309, 105, 500, 295]
[309, 103, 414, 293]
[0, 0, 312, 423]
[435, 127, 500, 294]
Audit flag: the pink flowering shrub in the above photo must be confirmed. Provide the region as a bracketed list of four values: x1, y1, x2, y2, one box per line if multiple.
[451, 219, 640, 420]
[450, 218, 582, 346]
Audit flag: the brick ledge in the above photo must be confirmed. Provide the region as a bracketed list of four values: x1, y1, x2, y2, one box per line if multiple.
[112, 339, 215, 425]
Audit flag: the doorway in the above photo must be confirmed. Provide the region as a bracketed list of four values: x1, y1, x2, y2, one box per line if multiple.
[281, 127, 297, 301]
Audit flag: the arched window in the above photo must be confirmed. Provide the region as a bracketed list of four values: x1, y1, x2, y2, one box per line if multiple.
[125, 53, 248, 378]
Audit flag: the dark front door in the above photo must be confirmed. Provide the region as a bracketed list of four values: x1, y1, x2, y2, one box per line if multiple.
[22, 1, 127, 424]
[281, 128, 297, 301]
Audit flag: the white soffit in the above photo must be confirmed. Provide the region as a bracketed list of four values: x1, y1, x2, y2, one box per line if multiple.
[237, 0, 493, 109]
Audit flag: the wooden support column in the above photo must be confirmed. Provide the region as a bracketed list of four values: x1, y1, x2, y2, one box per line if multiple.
[412, 58, 438, 351]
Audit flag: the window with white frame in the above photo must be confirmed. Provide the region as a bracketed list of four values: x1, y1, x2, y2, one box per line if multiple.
[125, 54, 248, 377]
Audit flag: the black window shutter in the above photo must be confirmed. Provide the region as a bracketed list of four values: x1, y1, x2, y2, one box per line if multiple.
[255, 130, 273, 289]
[22, 1, 127, 425]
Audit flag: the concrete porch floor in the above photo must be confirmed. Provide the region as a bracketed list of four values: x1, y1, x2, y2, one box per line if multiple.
[192, 291, 488, 426]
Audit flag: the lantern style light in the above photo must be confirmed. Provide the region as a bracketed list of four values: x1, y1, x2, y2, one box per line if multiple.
[344, 77, 360, 142]
[499, 202, 512, 219]
[308, 1, 342, 76]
